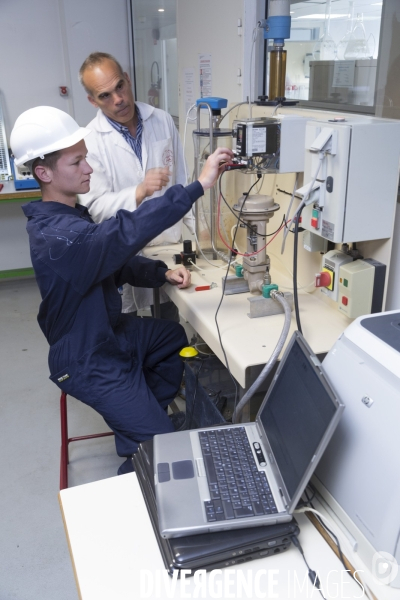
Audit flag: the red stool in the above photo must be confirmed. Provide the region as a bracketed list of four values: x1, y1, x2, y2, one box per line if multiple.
[60, 391, 114, 490]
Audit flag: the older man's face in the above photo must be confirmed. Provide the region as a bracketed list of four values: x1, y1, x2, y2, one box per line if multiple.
[84, 59, 136, 125]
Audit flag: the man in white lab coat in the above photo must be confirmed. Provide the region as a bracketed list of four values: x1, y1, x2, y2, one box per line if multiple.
[78, 52, 193, 320]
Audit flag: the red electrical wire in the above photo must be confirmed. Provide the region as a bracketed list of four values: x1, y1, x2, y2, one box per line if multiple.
[217, 192, 291, 256]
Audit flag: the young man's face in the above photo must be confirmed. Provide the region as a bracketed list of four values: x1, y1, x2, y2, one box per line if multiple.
[84, 59, 136, 125]
[48, 140, 93, 197]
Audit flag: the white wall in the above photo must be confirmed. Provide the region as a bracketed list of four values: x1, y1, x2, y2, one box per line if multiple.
[62, 0, 132, 125]
[0, 0, 132, 135]
[1, 0, 67, 136]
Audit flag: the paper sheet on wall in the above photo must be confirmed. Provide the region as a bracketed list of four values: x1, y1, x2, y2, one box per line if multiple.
[183, 68, 196, 116]
[199, 54, 212, 98]
[332, 61, 356, 88]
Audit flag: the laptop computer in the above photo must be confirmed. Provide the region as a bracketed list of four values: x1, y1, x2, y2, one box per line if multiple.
[133, 439, 299, 576]
[154, 331, 344, 539]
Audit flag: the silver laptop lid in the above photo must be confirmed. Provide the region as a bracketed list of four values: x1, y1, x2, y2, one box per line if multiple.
[255, 331, 344, 513]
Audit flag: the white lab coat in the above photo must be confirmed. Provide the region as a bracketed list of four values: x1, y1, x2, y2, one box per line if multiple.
[78, 102, 194, 311]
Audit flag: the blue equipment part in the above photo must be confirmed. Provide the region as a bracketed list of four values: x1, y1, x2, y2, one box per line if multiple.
[263, 15, 291, 44]
[196, 97, 228, 110]
[10, 155, 40, 190]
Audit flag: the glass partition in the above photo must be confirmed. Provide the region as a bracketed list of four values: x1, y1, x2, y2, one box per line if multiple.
[130, 0, 179, 127]
[286, 0, 383, 112]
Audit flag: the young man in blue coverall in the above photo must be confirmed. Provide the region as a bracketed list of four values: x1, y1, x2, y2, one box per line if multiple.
[11, 106, 233, 475]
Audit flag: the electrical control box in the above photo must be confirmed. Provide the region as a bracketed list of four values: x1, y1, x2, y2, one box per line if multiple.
[235, 119, 278, 157]
[301, 117, 400, 243]
[318, 250, 353, 302]
[233, 115, 307, 173]
[338, 259, 386, 318]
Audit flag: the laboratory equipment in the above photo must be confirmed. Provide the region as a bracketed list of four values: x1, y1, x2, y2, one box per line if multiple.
[315, 251, 386, 318]
[173, 240, 196, 267]
[312, 0, 336, 61]
[10, 156, 39, 190]
[315, 311, 400, 588]
[343, 13, 374, 60]
[336, 0, 355, 60]
[193, 97, 233, 260]
[260, 0, 291, 102]
[230, 193, 280, 295]
[221, 190, 294, 318]
[233, 114, 308, 173]
[299, 116, 400, 243]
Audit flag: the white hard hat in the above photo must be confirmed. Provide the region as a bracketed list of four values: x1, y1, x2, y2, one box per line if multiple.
[11, 106, 91, 166]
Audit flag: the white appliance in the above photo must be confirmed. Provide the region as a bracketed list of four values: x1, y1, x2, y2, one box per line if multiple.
[315, 311, 400, 588]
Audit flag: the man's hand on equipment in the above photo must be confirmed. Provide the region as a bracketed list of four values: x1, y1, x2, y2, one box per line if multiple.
[197, 147, 235, 191]
[165, 267, 191, 289]
[136, 167, 171, 205]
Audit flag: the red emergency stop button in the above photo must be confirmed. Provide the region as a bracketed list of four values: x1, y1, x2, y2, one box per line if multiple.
[342, 296, 348, 306]
[311, 217, 318, 228]
[315, 271, 331, 288]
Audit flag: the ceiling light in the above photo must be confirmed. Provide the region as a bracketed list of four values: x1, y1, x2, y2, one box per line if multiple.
[158, 8, 165, 11]
[295, 14, 348, 19]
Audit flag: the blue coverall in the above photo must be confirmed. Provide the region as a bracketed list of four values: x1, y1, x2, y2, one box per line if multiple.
[22, 181, 203, 456]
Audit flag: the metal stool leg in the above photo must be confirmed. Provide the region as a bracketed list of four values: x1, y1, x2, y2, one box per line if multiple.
[59, 392, 114, 490]
[60, 392, 69, 490]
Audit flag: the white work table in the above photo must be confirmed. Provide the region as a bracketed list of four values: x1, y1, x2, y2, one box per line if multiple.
[145, 244, 351, 389]
[59, 473, 393, 600]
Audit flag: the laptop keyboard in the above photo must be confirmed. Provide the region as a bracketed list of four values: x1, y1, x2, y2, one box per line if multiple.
[199, 427, 278, 522]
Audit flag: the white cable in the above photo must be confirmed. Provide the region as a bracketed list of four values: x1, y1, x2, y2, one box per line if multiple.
[281, 156, 324, 255]
[249, 26, 260, 119]
[268, 252, 316, 292]
[218, 101, 249, 126]
[295, 507, 374, 600]
[183, 102, 197, 185]
[272, 103, 281, 116]
[280, 174, 299, 255]
[187, 258, 205, 272]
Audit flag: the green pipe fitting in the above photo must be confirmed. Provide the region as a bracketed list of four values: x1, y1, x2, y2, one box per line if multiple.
[262, 283, 279, 298]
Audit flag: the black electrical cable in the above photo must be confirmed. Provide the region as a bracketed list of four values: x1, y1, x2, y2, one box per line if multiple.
[293, 205, 304, 334]
[219, 171, 285, 238]
[304, 487, 364, 591]
[291, 535, 327, 600]
[296, 486, 316, 509]
[215, 175, 261, 412]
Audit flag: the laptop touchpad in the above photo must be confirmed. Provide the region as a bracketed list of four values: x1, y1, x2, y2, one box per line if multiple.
[172, 460, 194, 479]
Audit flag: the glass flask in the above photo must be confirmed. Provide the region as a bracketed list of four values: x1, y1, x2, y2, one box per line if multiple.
[313, 0, 337, 60]
[344, 14, 374, 60]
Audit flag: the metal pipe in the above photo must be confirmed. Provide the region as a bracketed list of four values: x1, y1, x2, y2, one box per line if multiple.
[194, 103, 217, 258]
[195, 102, 229, 260]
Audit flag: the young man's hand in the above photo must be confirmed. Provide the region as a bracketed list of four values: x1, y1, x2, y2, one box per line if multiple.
[136, 167, 171, 205]
[165, 267, 191, 289]
[197, 147, 235, 191]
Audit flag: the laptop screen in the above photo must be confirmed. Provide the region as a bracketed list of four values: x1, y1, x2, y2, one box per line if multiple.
[258, 336, 337, 499]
